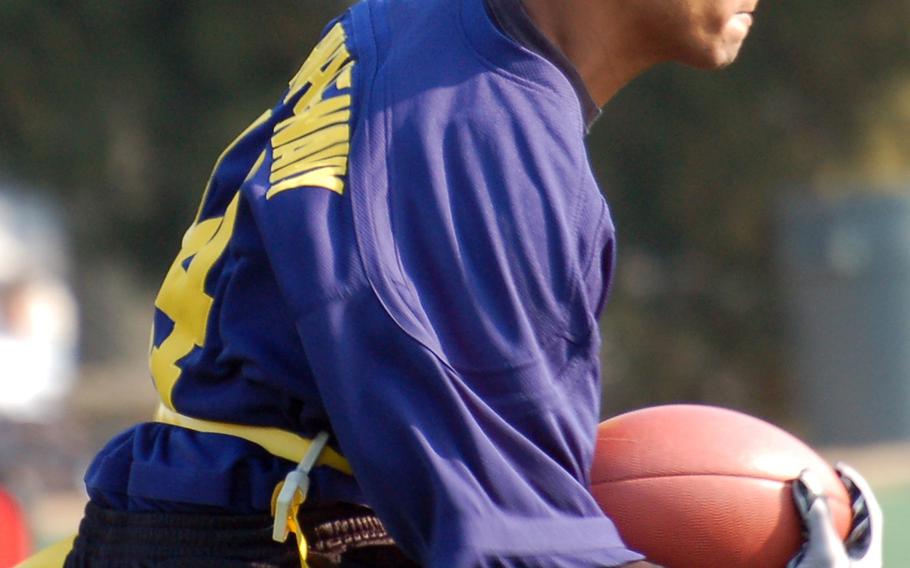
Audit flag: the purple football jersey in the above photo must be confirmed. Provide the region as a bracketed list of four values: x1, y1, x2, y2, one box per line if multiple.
[83, 0, 641, 565]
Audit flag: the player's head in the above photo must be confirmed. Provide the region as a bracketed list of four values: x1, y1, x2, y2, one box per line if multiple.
[638, 0, 760, 69]
[522, 0, 760, 104]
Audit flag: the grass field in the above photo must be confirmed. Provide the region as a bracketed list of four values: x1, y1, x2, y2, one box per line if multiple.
[881, 483, 910, 565]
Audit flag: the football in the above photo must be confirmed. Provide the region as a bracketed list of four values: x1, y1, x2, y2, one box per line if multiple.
[590, 405, 852, 568]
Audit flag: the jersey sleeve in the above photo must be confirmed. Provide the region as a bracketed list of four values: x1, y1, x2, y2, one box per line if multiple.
[246, 1, 642, 563]
[296, 288, 643, 567]
[283, 59, 639, 563]
[243, 93, 642, 568]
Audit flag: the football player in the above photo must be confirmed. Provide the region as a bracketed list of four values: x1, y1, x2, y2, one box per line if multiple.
[45, 0, 879, 566]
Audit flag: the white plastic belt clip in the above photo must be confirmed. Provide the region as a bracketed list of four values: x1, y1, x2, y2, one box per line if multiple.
[272, 430, 330, 543]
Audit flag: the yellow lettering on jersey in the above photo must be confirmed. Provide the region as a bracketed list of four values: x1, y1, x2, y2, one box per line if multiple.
[269, 166, 346, 196]
[272, 155, 347, 183]
[269, 23, 353, 199]
[272, 98, 350, 148]
[150, 152, 265, 409]
[337, 65, 352, 90]
[285, 23, 346, 103]
[271, 122, 349, 173]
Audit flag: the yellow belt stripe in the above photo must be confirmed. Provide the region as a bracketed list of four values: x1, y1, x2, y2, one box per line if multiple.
[153, 404, 353, 475]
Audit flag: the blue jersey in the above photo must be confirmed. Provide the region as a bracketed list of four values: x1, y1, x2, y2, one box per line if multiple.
[84, 0, 642, 565]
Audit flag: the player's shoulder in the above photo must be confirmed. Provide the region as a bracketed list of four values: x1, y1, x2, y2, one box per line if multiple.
[353, 0, 586, 141]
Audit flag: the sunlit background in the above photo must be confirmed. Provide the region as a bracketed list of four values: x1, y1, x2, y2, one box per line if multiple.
[0, 0, 907, 565]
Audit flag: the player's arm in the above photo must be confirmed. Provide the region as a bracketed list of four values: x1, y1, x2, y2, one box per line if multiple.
[257, 45, 642, 559]
[297, 288, 645, 567]
[788, 464, 883, 567]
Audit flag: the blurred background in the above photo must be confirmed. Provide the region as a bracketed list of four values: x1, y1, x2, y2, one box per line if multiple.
[0, 0, 907, 565]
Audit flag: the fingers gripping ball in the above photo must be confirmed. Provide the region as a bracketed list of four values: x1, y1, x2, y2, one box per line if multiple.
[590, 405, 851, 568]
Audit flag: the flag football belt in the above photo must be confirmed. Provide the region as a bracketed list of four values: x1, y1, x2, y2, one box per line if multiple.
[153, 403, 354, 568]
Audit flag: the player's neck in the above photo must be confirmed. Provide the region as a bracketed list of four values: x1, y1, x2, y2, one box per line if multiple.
[522, 0, 667, 107]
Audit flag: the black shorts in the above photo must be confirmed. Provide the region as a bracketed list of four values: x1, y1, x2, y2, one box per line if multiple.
[64, 500, 418, 568]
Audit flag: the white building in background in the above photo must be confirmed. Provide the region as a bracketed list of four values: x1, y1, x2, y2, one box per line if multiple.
[0, 185, 77, 422]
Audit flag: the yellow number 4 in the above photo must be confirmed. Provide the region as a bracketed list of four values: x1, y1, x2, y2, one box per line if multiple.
[150, 193, 240, 409]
